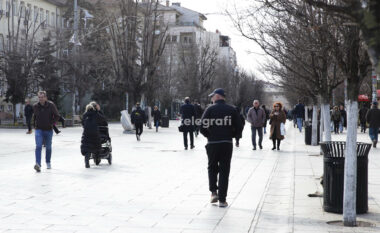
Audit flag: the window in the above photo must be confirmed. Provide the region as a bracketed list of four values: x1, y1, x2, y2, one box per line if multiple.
[33, 6, 38, 22]
[19, 1, 24, 18]
[56, 14, 60, 28]
[51, 12, 55, 27]
[46, 10, 49, 26]
[39, 8, 44, 25]
[171, 35, 177, 43]
[12, 0, 17, 16]
[7, 105, 12, 112]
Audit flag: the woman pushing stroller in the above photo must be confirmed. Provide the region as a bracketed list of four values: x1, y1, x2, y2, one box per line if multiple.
[80, 102, 107, 168]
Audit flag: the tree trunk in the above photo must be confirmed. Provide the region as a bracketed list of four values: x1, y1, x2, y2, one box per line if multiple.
[320, 105, 324, 155]
[13, 103, 17, 125]
[343, 100, 358, 226]
[321, 103, 331, 142]
[311, 105, 318, 146]
[305, 107, 309, 122]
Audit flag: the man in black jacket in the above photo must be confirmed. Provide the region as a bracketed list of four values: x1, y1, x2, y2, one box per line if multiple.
[24, 99, 34, 134]
[193, 100, 203, 137]
[131, 103, 146, 141]
[366, 102, 380, 148]
[200, 88, 242, 207]
[180, 97, 196, 150]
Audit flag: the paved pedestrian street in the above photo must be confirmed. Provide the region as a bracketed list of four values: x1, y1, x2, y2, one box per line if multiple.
[1, 122, 380, 233]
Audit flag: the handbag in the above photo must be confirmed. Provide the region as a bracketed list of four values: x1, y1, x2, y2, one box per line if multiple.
[280, 122, 286, 136]
[178, 125, 184, 132]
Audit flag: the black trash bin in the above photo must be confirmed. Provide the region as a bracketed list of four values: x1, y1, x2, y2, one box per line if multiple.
[161, 116, 169, 128]
[321, 141, 371, 214]
[305, 122, 320, 145]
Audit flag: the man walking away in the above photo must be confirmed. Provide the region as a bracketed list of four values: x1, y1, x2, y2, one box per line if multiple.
[180, 97, 196, 150]
[359, 104, 369, 133]
[194, 100, 203, 137]
[131, 103, 146, 141]
[293, 100, 305, 132]
[201, 88, 242, 207]
[262, 105, 270, 134]
[339, 104, 347, 133]
[33, 91, 60, 172]
[24, 99, 34, 134]
[247, 100, 266, 150]
[151, 106, 161, 132]
[366, 102, 380, 148]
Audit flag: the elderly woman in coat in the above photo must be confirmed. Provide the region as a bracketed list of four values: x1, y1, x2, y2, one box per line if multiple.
[81, 102, 106, 168]
[269, 102, 287, 151]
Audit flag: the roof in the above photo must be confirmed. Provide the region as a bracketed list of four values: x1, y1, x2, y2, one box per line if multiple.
[138, 3, 182, 15]
[170, 4, 207, 20]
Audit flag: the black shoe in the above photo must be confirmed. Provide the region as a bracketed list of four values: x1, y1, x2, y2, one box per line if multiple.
[259, 145, 263, 150]
[374, 141, 377, 148]
[185, 147, 188, 150]
[235, 143, 239, 147]
[34, 164, 41, 172]
[277, 148, 280, 151]
[85, 156, 90, 168]
[253, 147, 256, 150]
[272, 147, 276, 150]
[57, 130, 61, 134]
[191, 145, 195, 149]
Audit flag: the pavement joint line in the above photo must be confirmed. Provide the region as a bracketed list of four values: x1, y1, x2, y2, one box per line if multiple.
[247, 153, 281, 233]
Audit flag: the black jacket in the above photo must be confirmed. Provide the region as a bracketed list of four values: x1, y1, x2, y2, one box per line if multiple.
[81, 110, 106, 155]
[151, 110, 161, 122]
[180, 103, 196, 131]
[293, 104, 305, 119]
[194, 104, 203, 119]
[131, 107, 146, 125]
[359, 107, 369, 123]
[24, 104, 34, 118]
[200, 100, 242, 143]
[366, 107, 380, 128]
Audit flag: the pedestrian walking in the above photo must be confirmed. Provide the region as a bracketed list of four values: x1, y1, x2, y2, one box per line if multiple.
[194, 100, 203, 137]
[359, 104, 369, 133]
[269, 102, 286, 151]
[200, 88, 242, 207]
[247, 100, 266, 150]
[131, 103, 146, 141]
[235, 107, 245, 147]
[180, 97, 196, 150]
[366, 102, 380, 148]
[262, 105, 270, 134]
[24, 99, 34, 134]
[293, 100, 305, 132]
[32, 91, 60, 172]
[151, 106, 161, 132]
[339, 104, 347, 133]
[81, 103, 106, 168]
[331, 106, 341, 134]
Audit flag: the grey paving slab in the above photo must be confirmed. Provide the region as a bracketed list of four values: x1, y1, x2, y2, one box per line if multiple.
[1, 121, 380, 232]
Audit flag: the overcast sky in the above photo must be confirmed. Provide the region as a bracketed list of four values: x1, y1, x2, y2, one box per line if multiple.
[172, 0, 268, 79]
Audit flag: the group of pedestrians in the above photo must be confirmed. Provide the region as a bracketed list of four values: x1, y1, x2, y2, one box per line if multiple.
[330, 105, 347, 134]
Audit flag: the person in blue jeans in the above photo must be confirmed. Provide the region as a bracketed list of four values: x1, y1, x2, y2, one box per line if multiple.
[293, 100, 305, 133]
[366, 102, 380, 148]
[151, 106, 161, 132]
[247, 100, 266, 150]
[32, 91, 60, 172]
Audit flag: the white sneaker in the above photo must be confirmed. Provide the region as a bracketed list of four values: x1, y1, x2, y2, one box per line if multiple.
[34, 164, 41, 172]
[46, 163, 51, 169]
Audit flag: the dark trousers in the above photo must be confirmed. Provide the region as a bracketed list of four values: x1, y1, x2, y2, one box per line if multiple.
[360, 121, 367, 133]
[206, 143, 233, 202]
[26, 116, 32, 131]
[183, 130, 194, 148]
[135, 123, 143, 136]
[251, 126, 263, 147]
[333, 120, 340, 134]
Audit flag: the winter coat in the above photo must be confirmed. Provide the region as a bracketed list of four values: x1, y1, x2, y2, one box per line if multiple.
[131, 107, 146, 125]
[340, 109, 347, 127]
[331, 109, 341, 122]
[247, 107, 266, 128]
[269, 110, 286, 140]
[366, 107, 380, 128]
[359, 107, 369, 124]
[180, 103, 196, 131]
[80, 110, 106, 156]
[33, 101, 60, 131]
[236, 113, 246, 139]
[200, 100, 242, 143]
[24, 104, 34, 118]
[151, 110, 161, 122]
[194, 104, 203, 119]
[293, 104, 305, 119]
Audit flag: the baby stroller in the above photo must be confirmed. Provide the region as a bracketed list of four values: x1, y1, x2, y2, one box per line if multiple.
[91, 126, 112, 165]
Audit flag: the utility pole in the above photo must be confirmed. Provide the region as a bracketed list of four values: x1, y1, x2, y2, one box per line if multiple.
[372, 69, 378, 103]
[72, 0, 79, 116]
